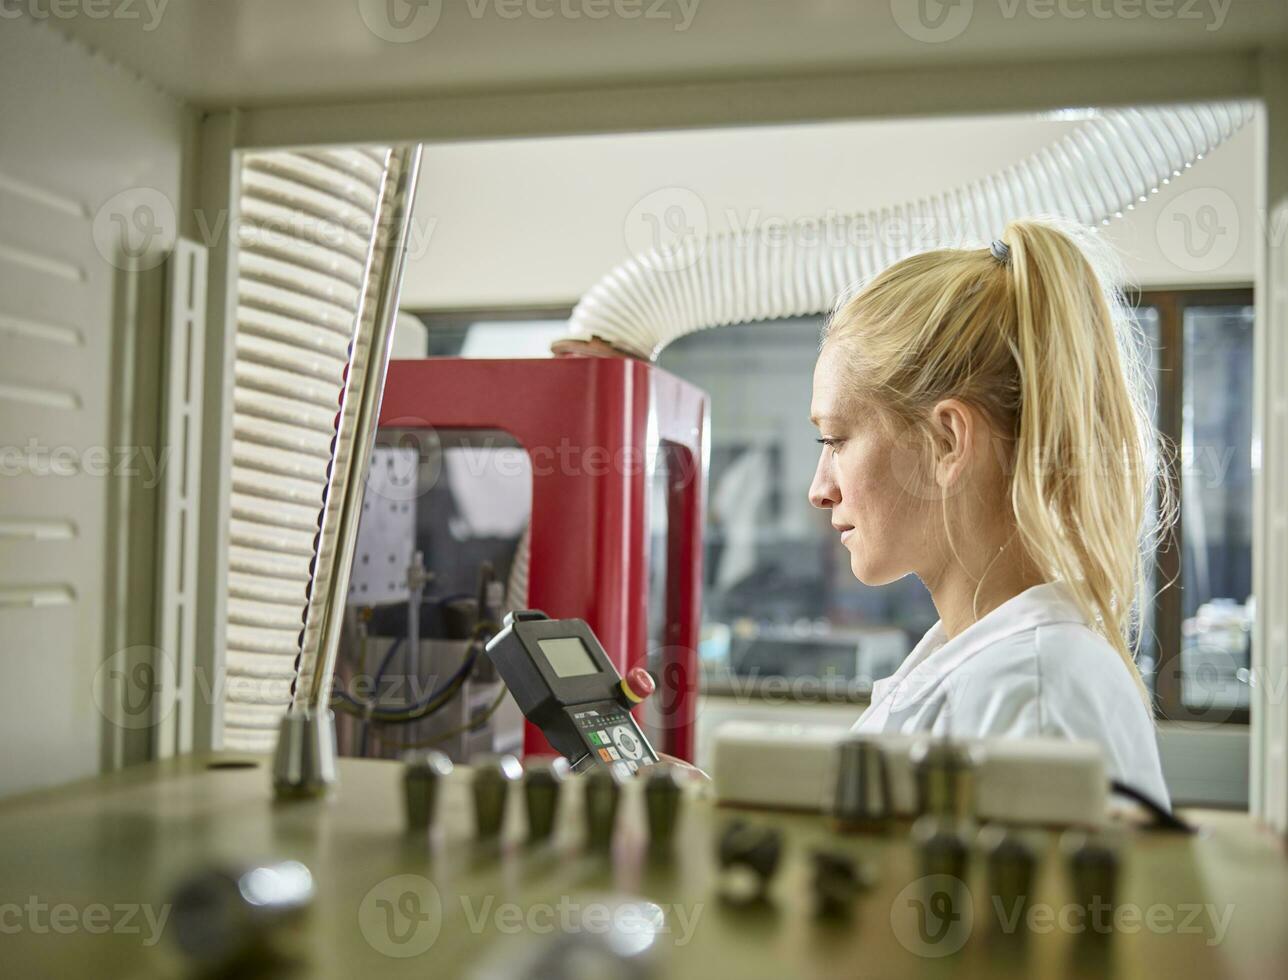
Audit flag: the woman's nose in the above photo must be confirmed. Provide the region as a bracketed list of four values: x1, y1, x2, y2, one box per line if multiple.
[808, 453, 839, 510]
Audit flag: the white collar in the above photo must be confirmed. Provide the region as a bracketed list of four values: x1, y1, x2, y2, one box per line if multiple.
[869, 581, 1090, 713]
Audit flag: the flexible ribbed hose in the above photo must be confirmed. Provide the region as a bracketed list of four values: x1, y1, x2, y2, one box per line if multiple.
[565, 102, 1255, 361]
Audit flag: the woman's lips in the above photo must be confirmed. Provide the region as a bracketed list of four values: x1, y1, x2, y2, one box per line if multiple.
[833, 523, 855, 543]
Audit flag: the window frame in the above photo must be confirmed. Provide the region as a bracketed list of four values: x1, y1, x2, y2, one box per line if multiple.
[416, 295, 1260, 727]
[1137, 286, 1254, 727]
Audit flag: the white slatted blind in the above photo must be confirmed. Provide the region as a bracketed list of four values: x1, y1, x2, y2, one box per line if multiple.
[222, 147, 392, 752]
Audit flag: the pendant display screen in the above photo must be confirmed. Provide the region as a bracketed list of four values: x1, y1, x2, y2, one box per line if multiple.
[537, 637, 600, 678]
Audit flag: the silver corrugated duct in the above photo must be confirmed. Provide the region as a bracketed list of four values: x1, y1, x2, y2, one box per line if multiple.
[563, 103, 1255, 361]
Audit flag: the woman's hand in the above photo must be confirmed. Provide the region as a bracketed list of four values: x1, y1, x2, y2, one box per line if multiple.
[656, 752, 711, 782]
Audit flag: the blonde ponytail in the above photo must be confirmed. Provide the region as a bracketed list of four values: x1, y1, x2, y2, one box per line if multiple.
[824, 217, 1166, 705]
[1002, 220, 1160, 703]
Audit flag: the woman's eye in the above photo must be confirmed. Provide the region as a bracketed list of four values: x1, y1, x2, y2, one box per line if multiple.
[816, 438, 844, 451]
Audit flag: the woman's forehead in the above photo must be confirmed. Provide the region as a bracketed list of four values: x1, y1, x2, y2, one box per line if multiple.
[811, 348, 857, 421]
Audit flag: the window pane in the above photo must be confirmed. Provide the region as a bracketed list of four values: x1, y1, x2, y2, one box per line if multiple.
[1180, 305, 1255, 713]
[412, 313, 573, 357]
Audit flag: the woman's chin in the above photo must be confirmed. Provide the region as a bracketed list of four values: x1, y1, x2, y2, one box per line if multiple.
[849, 551, 904, 587]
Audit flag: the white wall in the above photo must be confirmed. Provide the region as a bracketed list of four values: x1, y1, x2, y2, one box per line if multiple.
[0, 20, 197, 797]
[402, 110, 1256, 311]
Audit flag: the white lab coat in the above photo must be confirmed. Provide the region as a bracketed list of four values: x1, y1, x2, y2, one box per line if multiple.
[852, 581, 1171, 808]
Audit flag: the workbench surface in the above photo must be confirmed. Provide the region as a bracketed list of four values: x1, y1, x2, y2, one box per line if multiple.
[2, 753, 1285, 978]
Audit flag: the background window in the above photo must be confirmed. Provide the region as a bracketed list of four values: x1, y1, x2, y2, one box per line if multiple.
[415, 294, 1256, 724]
[1134, 292, 1254, 724]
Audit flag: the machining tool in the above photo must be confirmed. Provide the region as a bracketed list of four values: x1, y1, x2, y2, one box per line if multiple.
[910, 737, 983, 819]
[402, 749, 454, 833]
[584, 765, 626, 850]
[523, 756, 571, 842]
[473, 753, 522, 838]
[828, 735, 893, 833]
[644, 764, 685, 854]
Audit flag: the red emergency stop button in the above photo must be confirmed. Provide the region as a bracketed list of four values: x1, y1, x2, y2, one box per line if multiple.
[619, 667, 655, 705]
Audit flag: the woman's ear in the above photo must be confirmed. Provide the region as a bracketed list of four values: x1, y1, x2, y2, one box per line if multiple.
[930, 398, 975, 492]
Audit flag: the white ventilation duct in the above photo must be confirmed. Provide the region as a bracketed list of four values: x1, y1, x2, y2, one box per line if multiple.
[563, 103, 1255, 361]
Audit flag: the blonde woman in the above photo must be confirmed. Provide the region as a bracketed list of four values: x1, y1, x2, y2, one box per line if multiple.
[809, 218, 1170, 807]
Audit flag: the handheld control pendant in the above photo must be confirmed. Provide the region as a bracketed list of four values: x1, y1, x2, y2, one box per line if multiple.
[484, 610, 660, 778]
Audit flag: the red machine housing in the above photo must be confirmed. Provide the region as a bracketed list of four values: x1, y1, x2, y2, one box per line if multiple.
[379, 357, 708, 762]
